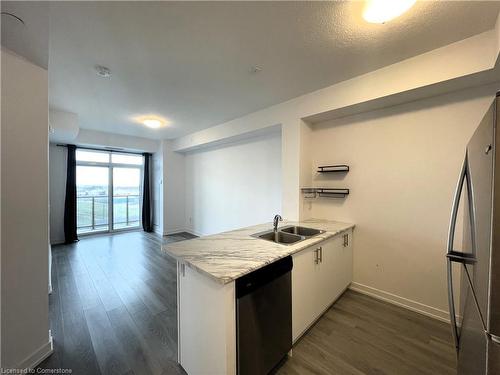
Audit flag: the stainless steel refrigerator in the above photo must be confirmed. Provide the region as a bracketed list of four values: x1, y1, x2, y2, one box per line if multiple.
[447, 92, 500, 374]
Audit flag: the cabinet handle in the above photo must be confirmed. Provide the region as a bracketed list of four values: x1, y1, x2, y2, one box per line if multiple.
[314, 248, 320, 264]
[316, 246, 323, 264]
[343, 234, 349, 247]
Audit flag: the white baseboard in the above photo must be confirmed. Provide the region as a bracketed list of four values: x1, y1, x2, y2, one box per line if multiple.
[183, 228, 205, 237]
[349, 282, 450, 323]
[15, 333, 53, 370]
[163, 227, 190, 236]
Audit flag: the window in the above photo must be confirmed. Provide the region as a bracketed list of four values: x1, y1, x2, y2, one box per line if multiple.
[75, 149, 144, 234]
[76, 165, 109, 233]
[112, 167, 141, 229]
[111, 153, 143, 165]
[76, 149, 110, 163]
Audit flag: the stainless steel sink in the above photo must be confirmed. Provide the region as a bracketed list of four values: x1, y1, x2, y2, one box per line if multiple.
[280, 225, 325, 237]
[251, 225, 324, 245]
[252, 230, 303, 245]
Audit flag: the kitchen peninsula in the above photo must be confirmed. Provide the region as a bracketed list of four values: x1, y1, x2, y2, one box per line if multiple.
[163, 219, 355, 375]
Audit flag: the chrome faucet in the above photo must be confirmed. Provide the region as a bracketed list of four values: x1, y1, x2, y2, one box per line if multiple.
[273, 214, 283, 232]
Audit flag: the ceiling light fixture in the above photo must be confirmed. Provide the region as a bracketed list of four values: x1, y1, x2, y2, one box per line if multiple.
[142, 119, 162, 129]
[363, 0, 416, 24]
[133, 115, 169, 129]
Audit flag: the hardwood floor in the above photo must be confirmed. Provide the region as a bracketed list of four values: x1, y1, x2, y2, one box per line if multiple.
[40, 231, 456, 375]
[278, 291, 456, 375]
[40, 230, 193, 375]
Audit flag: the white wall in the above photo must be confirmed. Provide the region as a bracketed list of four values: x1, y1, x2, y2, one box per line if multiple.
[1, 49, 51, 368]
[301, 85, 498, 320]
[152, 151, 163, 234]
[161, 140, 186, 235]
[49, 109, 79, 143]
[74, 128, 159, 153]
[49, 145, 67, 244]
[184, 130, 282, 236]
[150, 140, 187, 236]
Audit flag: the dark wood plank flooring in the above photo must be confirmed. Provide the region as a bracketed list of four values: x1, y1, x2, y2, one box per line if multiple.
[39, 231, 456, 375]
[39, 231, 193, 375]
[279, 291, 456, 375]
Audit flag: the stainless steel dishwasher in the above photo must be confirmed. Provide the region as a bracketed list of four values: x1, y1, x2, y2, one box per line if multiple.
[236, 256, 293, 375]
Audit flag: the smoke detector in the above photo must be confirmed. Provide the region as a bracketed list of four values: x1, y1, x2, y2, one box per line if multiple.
[95, 65, 112, 78]
[249, 66, 262, 74]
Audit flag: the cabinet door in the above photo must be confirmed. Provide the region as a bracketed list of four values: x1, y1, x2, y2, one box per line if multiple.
[291, 231, 354, 343]
[292, 246, 322, 342]
[320, 235, 344, 308]
[341, 229, 353, 288]
[178, 263, 236, 375]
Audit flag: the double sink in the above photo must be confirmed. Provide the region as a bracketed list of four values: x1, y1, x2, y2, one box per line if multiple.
[251, 225, 325, 245]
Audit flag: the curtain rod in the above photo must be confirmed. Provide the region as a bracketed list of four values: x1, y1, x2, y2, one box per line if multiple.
[56, 144, 148, 156]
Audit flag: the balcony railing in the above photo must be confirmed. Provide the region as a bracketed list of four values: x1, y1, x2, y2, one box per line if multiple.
[77, 194, 140, 232]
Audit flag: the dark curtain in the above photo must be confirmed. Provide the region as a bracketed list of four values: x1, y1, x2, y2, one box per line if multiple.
[64, 145, 78, 243]
[142, 153, 153, 232]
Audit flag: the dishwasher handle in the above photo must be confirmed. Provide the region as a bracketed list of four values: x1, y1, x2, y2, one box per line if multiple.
[236, 256, 293, 299]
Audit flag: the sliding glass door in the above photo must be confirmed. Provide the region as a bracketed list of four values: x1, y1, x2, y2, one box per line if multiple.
[113, 167, 141, 229]
[76, 165, 110, 233]
[76, 149, 143, 235]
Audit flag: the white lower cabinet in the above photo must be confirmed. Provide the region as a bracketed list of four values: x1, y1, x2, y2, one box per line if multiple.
[178, 264, 236, 375]
[292, 229, 353, 342]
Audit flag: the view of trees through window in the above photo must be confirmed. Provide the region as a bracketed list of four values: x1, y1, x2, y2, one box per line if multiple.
[76, 150, 143, 234]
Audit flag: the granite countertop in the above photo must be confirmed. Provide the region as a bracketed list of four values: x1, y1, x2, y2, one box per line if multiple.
[162, 219, 355, 284]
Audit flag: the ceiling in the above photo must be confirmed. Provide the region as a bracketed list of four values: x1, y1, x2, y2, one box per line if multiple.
[1, 1, 49, 68]
[4, 2, 500, 140]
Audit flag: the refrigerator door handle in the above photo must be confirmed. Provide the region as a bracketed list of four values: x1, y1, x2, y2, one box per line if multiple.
[447, 154, 477, 263]
[446, 156, 467, 352]
[446, 154, 479, 353]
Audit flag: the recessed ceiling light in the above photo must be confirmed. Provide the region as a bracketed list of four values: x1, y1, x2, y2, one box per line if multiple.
[95, 65, 112, 78]
[363, 0, 416, 24]
[142, 119, 162, 129]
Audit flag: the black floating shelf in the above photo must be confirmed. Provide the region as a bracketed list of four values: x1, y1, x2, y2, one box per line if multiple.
[301, 188, 349, 198]
[317, 165, 349, 173]
[301, 188, 317, 194]
[317, 188, 349, 197]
